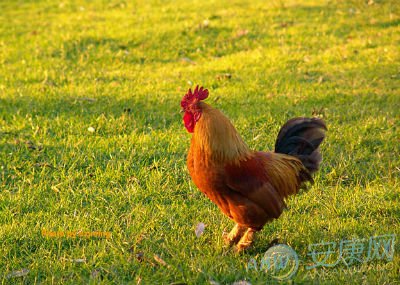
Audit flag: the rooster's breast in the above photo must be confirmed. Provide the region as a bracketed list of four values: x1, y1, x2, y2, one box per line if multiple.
[187, 145, 233, 218]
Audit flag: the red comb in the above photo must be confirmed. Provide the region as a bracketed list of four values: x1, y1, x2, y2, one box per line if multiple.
[181, 85, 209, 108]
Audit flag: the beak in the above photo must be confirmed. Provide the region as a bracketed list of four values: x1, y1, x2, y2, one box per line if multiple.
[180, 109, 185, 113]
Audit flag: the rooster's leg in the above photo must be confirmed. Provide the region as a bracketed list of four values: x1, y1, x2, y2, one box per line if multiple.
[223, 224, 247, 246]
[236, 228, 257, 252]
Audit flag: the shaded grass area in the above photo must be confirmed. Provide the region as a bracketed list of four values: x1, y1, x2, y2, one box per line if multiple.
[0, 0, 399, 284]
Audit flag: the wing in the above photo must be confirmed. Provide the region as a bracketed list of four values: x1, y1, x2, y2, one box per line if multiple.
[224, 151, 307, 221]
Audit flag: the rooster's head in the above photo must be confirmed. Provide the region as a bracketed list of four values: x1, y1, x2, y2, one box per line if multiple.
[181, 85, 209, 133]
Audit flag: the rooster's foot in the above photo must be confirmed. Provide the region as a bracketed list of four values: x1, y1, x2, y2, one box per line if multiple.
[223, 224, 247, 246]
[235, 228, 257, 252]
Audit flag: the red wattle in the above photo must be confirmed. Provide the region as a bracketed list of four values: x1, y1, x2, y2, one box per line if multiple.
[183, 112, 195, 133]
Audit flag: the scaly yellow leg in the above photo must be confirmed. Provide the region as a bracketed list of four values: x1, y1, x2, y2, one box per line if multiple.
[236, 228, 257, 252]
[223, 224, 247, 246]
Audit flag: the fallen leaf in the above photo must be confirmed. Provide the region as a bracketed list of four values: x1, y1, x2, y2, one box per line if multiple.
[153, 254, 168, 267]
[232, 281, 251, 285]
[91, 269, 100, 279]
[77, 97, 96, 102]
[6, 269, 29, 278]
[181, 57, 196, 65]
[195, 222, 206, 237]
[34, 162, 54, 169]
[312, 107, 325, 117]
[136, 251, 144, 262]
[216, 73, 232, 80]
[51, 184, 61, 193]
[279, 21, 293, 28]
[198, 19, 210, 29]
[25, 140, 36, 150]
[127, 176, 140, 184]
[236, 29, 249, 37]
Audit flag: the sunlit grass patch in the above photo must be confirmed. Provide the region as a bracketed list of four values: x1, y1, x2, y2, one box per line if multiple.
[0, 0, 399, 283]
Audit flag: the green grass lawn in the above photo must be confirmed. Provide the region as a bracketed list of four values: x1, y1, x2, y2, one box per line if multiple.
[1, 0, 399, 284]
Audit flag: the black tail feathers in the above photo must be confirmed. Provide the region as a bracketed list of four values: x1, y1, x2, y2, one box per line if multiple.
[275, 117, 327, 174]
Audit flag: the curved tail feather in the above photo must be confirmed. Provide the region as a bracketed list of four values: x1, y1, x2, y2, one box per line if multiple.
[275, 117, 327, 174]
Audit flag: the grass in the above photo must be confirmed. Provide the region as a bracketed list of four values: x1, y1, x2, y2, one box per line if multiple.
[0, 0, 399, 284]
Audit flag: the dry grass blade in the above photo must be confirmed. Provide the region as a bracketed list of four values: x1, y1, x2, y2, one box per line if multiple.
[153, 254, 169, 267]
[6, 269, 29, 278]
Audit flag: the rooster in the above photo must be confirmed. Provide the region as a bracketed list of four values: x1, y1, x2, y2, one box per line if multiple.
[181, 86, 326, 251]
